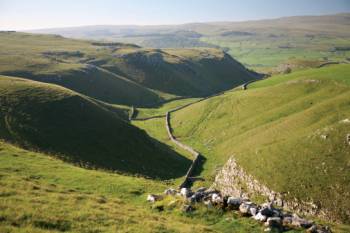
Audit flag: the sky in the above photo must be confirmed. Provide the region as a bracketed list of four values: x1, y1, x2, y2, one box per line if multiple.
[0, 0, 349, 30]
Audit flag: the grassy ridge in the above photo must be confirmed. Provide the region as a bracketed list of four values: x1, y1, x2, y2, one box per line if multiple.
[0, 75, 190, 179]
[171, 64, 350, 223]
[0, 32, 256, 107]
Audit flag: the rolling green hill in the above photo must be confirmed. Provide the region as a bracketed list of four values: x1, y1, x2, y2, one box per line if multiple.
[0, 32, 257, 107]
[31, 13, 350, 73]
[0, 75, 190, 179]
[0, 140, 269, 233]
[105, 47, 257, 96]
[171, 64, 350, 223]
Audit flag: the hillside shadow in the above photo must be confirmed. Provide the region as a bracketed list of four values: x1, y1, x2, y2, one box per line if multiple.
[191, 154, 206, 177]
[0, 93, 192, 180]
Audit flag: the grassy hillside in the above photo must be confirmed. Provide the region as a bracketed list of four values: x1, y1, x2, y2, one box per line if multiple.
[171, 64, 350, 223]
[134, 97, 201, 119]
[0, 141, 270, 233]
[0, 32, 163, 107]
[32, 14, 350, 73]
[105, 47, 257, 97]
[0, 32, 256, 106]
[0, 75, 191, 179]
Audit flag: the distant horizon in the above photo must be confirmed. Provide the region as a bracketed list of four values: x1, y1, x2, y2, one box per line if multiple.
[1, 0, 350, 30]
[15, 12, 347, 32]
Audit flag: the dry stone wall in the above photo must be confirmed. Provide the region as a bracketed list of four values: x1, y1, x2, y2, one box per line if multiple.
[166, 111, 201, 188]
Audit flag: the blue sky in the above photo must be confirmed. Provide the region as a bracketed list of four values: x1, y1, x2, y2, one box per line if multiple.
[0, 0, 349, 30]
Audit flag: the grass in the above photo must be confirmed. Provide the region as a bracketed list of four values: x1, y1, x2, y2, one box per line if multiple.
[200, 35, 350, 73]
[134, 98, 201, 119]
[0, 32, 257, 107]
[36, 14, 350, 74]
[0, 141, 267, 233]
[0, 75, 191, 179]
[171, 64, 350, 223]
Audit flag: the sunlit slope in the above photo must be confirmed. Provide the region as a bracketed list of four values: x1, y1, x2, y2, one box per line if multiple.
[0, 140, 269, 233]
[171, 64, 350, 222]
[0, 76, 190, 179]
[0, 32, 163, 107]
[0, 32, 257, 106]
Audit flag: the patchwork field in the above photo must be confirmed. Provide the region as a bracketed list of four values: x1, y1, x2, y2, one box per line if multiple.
[34, 13, 350, 73]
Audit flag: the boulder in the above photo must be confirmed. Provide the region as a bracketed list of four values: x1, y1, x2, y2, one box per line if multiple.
[188, 196, 196, 204]
[291, 214, 314, 228]
[211, 193, 223, 204]
[265, 217, 282, 228]
[250, 206, 258, 216]
[147, 194, 162, 203]
[193, 192, 205, 202]
[180, 188, 192, 198]
[239, 202, 255, 216]
[272, 208, 283, 217]
[260, 206, 274, 217]
[254, 212, 267, 222]
[227, 197, 243, 209]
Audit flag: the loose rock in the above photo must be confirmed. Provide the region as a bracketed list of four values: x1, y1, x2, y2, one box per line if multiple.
[180, 188, 192, 198]
[147, 194, 162, 203]
[211, 193, 222, 204]
[250, 206, 258, 216]
[239, 202, 255, 216]
[254, 212, 267, 222]
[260, 205, 274, 217]
[227, 197, 243, 209]
[291, 214, 314, 228]
[265, 217, 282, 228]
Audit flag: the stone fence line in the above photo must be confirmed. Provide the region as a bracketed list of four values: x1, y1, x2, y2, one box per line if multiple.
[130, 79, 260, 188]
[165, 110, 201, 188]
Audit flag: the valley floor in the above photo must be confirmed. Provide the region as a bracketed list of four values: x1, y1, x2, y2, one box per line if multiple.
[1, 65, 350, 233]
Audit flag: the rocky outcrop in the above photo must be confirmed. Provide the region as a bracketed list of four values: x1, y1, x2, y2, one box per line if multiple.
[147, 186, 331, 232]
[212, 156, 331, 221]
